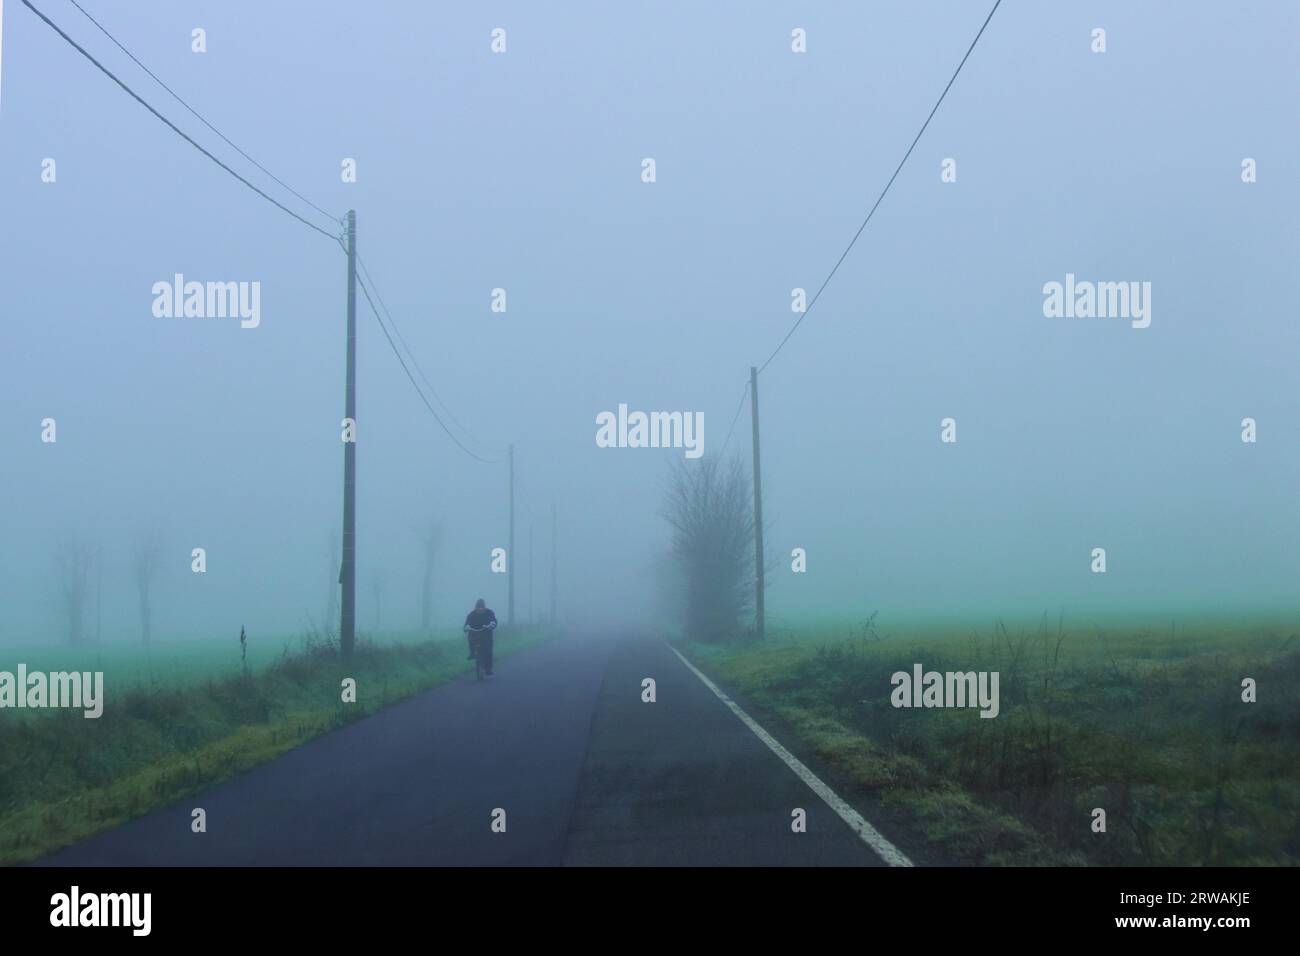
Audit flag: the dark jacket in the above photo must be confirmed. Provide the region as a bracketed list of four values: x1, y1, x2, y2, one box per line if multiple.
[465, 608, 498, 630]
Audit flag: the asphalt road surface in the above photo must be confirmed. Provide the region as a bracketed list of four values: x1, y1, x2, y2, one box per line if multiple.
[38, 633, 900, 866]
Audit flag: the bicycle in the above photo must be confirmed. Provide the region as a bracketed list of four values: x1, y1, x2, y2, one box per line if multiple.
[464, 622, 496, 681]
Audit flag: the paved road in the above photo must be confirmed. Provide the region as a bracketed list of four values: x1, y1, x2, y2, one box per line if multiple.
[39, 633, 895, 866]
[563, 638, 889, 865]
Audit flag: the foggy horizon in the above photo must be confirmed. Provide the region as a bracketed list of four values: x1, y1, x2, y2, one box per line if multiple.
[4, 0, 1297, 648]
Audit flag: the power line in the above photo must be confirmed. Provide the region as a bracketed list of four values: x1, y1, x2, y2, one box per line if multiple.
[38, 0, 499, 465]
[22, 0, 338, 241]
[717, 380, 750, 457]
[512, 465, 540, 524]
[345, 237, 506, 460]
[356, 272, 504, 465]
[355, 252, 506, 460]
[357, 272, 504, 465]
[64, 0, 338, 227]
[757, 0, 1002, 374]
[34, 1, 510, 489]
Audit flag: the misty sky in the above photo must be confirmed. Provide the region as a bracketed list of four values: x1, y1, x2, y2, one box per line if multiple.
[2, 1, 1297, 646]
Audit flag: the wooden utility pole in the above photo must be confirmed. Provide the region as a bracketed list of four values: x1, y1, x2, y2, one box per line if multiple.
[750, 366, 765, 639]
[508, 443, 515, 625]
[550, 503, 557, 624]
[340, 209, 358, 658]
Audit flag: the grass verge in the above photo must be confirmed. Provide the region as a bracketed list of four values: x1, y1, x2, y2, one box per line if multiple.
[680, 616, 1300, 866]
[0, 626, 550, 865]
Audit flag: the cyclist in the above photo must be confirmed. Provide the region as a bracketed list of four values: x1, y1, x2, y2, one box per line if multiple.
[463, 598, 498, 676]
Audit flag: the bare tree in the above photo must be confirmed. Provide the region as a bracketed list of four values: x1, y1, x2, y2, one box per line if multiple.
[370, 572, 385, 631]
[418, 519, 444, 631]
[133, 535, 162, 645]
[651, 550, 686, 631]
[54, 536, 95, 645]
[662, 456, 755, 642]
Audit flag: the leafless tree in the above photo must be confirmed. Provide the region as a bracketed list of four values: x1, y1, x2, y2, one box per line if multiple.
[418, 519, 444, 630]
[651, 549, 686, 633]
[370, 572, 385, 631]
[661, 456, 755, 642]
[54, 536, 95, 645]
[133, 534, 163, 645]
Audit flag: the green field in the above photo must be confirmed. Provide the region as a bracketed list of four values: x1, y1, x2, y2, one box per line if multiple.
[0, 625, 551, 865]
[0, 627, 447, 698]
[680, 614, 1300, 866]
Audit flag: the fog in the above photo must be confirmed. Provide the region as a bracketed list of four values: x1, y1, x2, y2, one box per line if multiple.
[2, 1, 1297, 648]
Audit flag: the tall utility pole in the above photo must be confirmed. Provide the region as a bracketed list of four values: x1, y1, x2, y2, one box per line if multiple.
[508, 443, 515, 625]
[550, 503, 557, 624]
[750, 366, 765, 640]
[528, 523, 535, 622]
[340, 209, 358, 658]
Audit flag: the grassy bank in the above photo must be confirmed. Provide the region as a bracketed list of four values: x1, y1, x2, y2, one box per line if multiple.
[681, 616, 1300, 866]
[0, 626, 459, 694]
[0, 625, 550, 865]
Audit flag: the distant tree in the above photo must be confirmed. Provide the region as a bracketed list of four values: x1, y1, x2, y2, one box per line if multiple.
[132, 535, 162, 645]
[662, 456, 755, 642]
[370, 573, 385, 631]
[418, 520, 444, 631]
[54, 536, 95, 645]
[650, 550, 686, 634]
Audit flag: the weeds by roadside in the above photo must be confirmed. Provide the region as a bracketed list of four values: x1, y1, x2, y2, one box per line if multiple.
[684, 616, 1300, 866]
[0, 625, 550, 865]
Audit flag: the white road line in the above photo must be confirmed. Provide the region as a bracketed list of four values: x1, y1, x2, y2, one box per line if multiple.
[667, 644, 914, 868]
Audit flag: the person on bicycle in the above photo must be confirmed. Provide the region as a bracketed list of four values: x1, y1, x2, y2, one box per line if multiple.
[463, 598, 498, 675]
